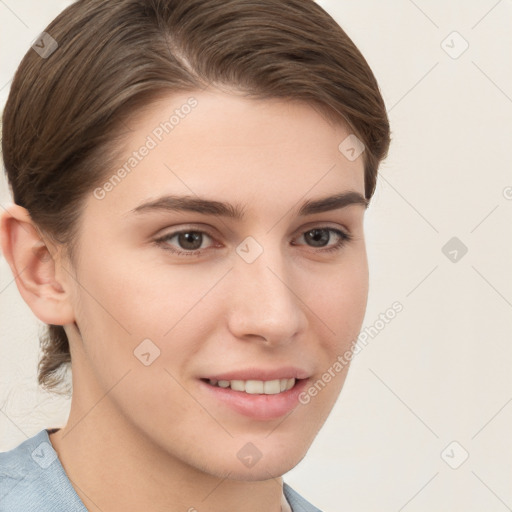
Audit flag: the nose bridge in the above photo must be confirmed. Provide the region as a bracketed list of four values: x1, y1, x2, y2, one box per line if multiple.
[227, 237, 305, 343]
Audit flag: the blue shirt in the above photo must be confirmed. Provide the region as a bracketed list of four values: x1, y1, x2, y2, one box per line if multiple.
[0, 428, 322, 511]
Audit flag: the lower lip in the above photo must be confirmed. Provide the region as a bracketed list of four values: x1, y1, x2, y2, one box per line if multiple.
[198, 378, 309, 421]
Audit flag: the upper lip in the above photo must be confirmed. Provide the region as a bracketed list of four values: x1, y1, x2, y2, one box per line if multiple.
[202, 366, 311, 381]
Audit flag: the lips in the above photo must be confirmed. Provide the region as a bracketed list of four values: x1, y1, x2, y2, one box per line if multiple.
[197, 367, 312, 420]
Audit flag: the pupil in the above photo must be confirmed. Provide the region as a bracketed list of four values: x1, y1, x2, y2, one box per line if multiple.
[179, 232, 202, 250]
[306, 229, 329, 247]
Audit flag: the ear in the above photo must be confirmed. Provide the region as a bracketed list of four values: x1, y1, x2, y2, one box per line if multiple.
[0, 204, 76, 325]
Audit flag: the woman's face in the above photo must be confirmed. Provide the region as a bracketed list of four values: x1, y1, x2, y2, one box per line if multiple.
[63, 89, 369, 479]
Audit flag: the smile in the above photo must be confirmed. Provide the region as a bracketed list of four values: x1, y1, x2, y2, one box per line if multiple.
[206, 378, 296, 394]
[199, 377, 309, 420]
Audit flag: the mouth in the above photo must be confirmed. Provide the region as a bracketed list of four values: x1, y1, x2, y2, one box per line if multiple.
[198, 376, 309, 421]
[200, 377, 299, 395]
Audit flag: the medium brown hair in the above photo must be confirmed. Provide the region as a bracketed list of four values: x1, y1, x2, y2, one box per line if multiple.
[2, 0, 391, 394]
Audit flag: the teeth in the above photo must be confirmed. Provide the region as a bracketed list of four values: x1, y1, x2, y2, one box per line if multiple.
[264, 380, 280, 394]
[231, 380, 245, 392]
[208, 378, 296, 394]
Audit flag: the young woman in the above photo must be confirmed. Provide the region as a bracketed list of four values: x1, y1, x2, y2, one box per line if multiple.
[0, 0, 390, 510]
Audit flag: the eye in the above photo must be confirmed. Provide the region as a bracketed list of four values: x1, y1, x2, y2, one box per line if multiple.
[154, 229, 216, 256]
[154, 226, 353, 257]
[293, 227, 352, 253]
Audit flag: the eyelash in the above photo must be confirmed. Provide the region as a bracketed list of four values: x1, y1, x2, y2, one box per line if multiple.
[154, 226, 353, 257]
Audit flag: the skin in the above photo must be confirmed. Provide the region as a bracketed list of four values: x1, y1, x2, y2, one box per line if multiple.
[1, 89, 369, 512]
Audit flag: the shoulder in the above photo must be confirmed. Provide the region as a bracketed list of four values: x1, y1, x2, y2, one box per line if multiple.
[0, 429, 86, 512]
[283, 482, 324, 512]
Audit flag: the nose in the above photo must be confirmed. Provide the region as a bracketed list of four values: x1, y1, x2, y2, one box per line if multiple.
[226, 240, 307, 347]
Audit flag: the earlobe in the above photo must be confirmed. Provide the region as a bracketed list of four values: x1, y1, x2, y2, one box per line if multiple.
[0, 203, 75, 325]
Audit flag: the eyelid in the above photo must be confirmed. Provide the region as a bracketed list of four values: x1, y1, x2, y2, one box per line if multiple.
[156, 221, 351, 239]
[154, 225, 218, 249]
[153, 223, 353, 257]
[154, 224, 218, 241]
[292, 220, 351, 237]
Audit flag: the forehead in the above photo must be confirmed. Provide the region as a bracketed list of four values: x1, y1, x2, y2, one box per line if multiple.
[85, 89, 365, 220]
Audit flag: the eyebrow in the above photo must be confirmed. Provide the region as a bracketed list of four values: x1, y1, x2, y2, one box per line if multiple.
[128, 191, 368, 219]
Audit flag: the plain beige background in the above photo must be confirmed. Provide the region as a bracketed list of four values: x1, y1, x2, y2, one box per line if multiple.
[1, 1, 512, 511]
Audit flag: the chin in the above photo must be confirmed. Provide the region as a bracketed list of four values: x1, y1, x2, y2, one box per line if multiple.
[212, 439, 310, 481]
[221, 458, 303, 482]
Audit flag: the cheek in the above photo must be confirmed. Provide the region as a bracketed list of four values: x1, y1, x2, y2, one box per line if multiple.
[69, 248, 152, 373]
[305, 250, 369, 344]
[72, 247, 217, 371]
[297, 259, 368, 416]
[338, 259, 369, 330]
[74, 245, 177, 333]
